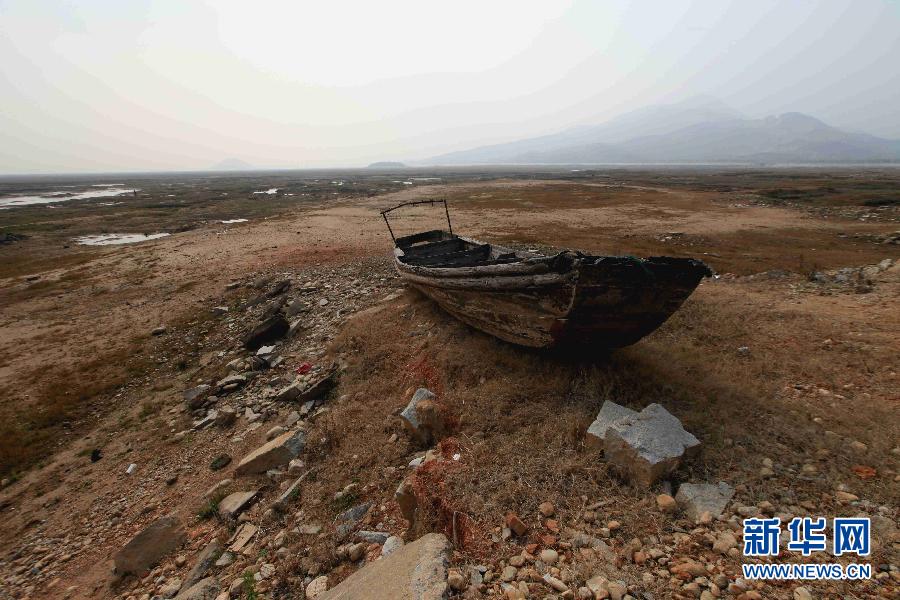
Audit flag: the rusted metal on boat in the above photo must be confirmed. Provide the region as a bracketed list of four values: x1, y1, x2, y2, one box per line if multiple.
[382, 200, 711, 349]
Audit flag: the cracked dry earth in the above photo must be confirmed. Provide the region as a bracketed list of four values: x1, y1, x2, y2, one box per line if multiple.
[0, 178, 898, 600]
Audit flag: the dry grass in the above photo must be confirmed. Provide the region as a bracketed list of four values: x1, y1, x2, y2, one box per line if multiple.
[0, 339, 152, 477]
[296, 281, 897, 578]
[0, 297, 219, 477]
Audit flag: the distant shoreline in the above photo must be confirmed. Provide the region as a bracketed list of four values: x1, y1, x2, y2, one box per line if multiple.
[3, 162, 900, 181]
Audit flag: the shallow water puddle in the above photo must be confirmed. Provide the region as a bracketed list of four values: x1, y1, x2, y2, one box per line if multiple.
[0, 186, 137, 208]
[74, 233, 170, 246]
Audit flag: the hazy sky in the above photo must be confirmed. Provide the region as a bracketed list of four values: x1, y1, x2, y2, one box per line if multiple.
[1, 0, 898, 173]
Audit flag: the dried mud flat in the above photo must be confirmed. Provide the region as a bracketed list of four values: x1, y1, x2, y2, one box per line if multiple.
[0, 168, 898, 600]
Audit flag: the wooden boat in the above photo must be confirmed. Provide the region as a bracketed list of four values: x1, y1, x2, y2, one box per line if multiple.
[382, 200, 711, 349]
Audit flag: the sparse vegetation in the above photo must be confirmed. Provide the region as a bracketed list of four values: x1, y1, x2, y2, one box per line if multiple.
[242, 572, 258, 600]
[197, 493, 225, 521]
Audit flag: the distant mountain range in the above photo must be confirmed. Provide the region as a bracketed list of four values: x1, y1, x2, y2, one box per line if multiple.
[367, 161, 407, 168]
[424, 98, 900, 165]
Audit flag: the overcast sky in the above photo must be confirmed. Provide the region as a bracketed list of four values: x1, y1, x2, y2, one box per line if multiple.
[1, 0, 898, 173]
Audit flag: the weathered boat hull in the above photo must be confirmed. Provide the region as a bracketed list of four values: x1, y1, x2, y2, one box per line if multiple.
[393, 234, 710, 349]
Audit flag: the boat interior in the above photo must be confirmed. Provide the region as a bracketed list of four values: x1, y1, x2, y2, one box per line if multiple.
[395, 230, 520, 268]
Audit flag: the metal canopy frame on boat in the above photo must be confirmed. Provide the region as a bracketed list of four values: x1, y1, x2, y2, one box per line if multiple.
[380, 199, 453, 244]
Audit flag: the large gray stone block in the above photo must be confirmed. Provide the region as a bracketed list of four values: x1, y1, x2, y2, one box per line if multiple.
[602, 403, 700, 487]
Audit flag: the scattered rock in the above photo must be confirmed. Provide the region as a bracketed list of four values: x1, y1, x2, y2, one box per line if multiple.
[183, 385, 211, 409]
[284, 410, 301, 427]
[675, 482, 735, 521]
[307, 575, 329, 599]
[214, 552, 233, 568]
[209, 454, 232, 471]
[849, 440, 868, 453]
[181, 539, 221, 591]
[356, 531, 390, 544]
[336, 502, 373, 539]
[159, 578, 182, 598]
[400, 388, 447, 445]
[793, 587, 813, 600]
[447, 569, 467, 592]
[267, 279, 291, 297]
[114, 516, 186, 576]
[501, 565, 518, 582]
[319, 533, 449, 600]
[538, 501, 556, 517]
[215, 406, 237, 427]
[297, 364, 338, 402]
[835, 490, 858, 504]
[217, 491, 257, 519]
[173, 577, 220, 600]
[297, 523, 323, 535]
[586, 576, 609, 597]
[266, 425, 286, 440]
[243, 314, 289, 350]
[543, 573, 568, 592]
[670, 560, 708, 579]
[285, 300, 307, 318]
[539, 548, 559, 565]
[215, 374, 247, 394]
[275, 363, 337, 403]
[234, 429, 306, 475]
[608, 581, 627, 600]
[192, 410, 218, 431]
[256, 344, 276, 357]
[348, 542, 367, 561]
[656, 493, 677, 513]
[505, 513, 528, 537]
[713, 531, 738, 554]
